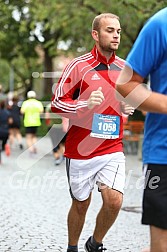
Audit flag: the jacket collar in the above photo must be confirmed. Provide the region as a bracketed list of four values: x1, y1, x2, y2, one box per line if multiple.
[91, 45, 115, 65]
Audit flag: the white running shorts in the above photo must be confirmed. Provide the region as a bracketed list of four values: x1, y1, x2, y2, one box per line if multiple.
[66, 152, 125, 201]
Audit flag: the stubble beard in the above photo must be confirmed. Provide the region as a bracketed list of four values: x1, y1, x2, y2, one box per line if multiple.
[99, 39, 119, 53]
[100, 44, 117, 54]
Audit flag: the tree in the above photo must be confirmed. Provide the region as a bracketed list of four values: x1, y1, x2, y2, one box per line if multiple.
[0, 0, 40, 94]
[0, 0, 166, 97]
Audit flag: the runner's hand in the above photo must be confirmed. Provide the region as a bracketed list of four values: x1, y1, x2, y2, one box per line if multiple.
[88, 87, 104, 109]
[121, 101, 134, 115]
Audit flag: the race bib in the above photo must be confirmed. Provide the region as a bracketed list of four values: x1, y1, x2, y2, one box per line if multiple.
[90, 113, 120, 139]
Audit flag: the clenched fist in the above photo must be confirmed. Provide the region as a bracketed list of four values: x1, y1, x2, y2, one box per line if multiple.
[88, 87, 105, 109]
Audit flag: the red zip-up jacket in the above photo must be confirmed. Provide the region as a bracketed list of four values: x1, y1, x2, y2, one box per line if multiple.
[51, 46, 125, 159]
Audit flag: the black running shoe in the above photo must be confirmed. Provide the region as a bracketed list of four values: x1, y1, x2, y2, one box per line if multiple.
[84, 237, 107, 252]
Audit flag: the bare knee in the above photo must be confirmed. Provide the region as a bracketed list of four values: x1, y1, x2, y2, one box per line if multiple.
[102, 189, 123, 213]
[106, 198, 122, 213]
[72, 198, 91, 216]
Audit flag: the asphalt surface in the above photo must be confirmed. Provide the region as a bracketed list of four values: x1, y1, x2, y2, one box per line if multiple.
[0, 136, 149, 252]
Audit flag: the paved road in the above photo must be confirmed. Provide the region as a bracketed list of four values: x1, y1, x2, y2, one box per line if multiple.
[0, 136, 149, 252]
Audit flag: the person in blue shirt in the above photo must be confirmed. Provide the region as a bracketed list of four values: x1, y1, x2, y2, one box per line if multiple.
[116, 7, 167, 252]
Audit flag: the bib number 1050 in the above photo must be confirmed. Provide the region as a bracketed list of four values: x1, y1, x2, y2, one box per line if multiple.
[98, 122, 116, 132]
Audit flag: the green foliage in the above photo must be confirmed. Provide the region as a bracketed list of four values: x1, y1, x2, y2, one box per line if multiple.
[0, 0, 166, 96]
[37, 119, 48, 137]
[0, 60, 10, 91]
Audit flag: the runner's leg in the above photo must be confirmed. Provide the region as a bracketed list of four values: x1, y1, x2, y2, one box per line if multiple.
[93, 187, 123, 243]
[68, 195, 91, 245]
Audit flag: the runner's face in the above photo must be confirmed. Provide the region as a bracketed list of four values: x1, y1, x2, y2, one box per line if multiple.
[97, 17, 121, 52]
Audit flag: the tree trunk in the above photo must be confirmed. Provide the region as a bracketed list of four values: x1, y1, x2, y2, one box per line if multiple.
[43, 48, 53, 97]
